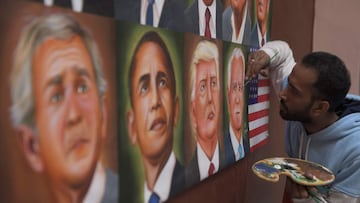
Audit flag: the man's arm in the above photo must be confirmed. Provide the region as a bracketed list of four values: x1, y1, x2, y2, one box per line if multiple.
[246, 40, 296, 95]
[285, 178, 360, 203]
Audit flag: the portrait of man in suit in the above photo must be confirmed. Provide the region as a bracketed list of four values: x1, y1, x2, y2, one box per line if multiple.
[185, 39, 225, 188]
[224, 47, 250, 164]
[184, 0, 222, 39]
[222, 0, 252, 45]
[9, 14, 118, 203]
[115, 0, 184, 32]
[250, 0, 271, 47]
[126, 31, 185, 203]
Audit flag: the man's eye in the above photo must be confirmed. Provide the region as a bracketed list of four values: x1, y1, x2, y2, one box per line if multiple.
[200, 82, 206, 92]
[159, 78, 167, 87]
[50, 93, 62, 103]
[211, 79, 217, 87]
[233, 83, 237, 91]
[77, 84, 88, 93]
[140, 84, 148, 94]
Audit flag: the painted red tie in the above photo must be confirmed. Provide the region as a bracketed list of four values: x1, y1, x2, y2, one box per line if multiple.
[205, 7, 211, 38]
[261, 37, 265, 47]
[208, 162, 215, 176]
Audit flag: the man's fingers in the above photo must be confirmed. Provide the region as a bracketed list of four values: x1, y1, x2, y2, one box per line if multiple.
[246, 50, 270, 80]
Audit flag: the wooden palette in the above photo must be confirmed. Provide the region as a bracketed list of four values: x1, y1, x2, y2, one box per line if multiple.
[252, 157, 335, 186]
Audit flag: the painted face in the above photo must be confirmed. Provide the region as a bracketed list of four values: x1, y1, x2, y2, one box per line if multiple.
[231, 0, 246, 14]
[279, 64, 318, 123]
[256, 0, 269, 23]
[202, 0, 214, 6]
[130, 41, 176, 161]
[32, 36, 104, 188]
[192, 59, 220, 144]
[228, 56, 245, 132]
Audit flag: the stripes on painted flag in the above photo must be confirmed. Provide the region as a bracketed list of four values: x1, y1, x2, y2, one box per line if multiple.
[247, 74, 270, 152]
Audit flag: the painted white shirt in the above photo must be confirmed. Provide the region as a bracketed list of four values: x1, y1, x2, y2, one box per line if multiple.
[256, 22, 268, 47]
[140, 0, 165, 27]
[198, 0, 216, 38]
[43, 0, 83, 12]
[144, 152, 176, 203]
[197, 142, 219, 181]
[231, 2, 248, 43]
[229, 124, 245, 161]
[83, 162, 106, 203]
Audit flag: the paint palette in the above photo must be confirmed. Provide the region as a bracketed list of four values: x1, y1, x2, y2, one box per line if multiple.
[252, 157, 335, 186]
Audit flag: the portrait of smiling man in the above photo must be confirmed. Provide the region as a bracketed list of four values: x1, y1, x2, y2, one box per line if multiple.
[10, 14, 118, 203]
[126, 31, 185, 203]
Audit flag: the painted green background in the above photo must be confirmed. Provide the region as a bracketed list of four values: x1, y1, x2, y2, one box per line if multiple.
[116, 21, 184, 203]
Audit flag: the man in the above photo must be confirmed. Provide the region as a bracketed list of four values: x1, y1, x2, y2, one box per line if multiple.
[185, 40, 225, 188]
[115, 0, 184, 32]
[10, 14, 118, 203]
[126, 31, 185, 202]
[250, 0, 270, 48]
[184, 0, 222, 39]
[224, 47, 250, 165]
[247, 40, 360, 202]
[222, 0, 252, 45]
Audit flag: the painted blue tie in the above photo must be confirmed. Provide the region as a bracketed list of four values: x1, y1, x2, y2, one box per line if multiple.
[146, 0, 155, 26]
[238, 143, 243, 159]
[149, 192, 160, 203]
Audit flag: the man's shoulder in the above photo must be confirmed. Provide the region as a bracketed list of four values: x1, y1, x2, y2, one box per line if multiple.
[185, 1, 197, 15]
[222, 7, 232, 23]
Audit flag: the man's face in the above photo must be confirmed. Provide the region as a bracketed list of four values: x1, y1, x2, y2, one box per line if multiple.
[228, 56, 245, 132]
[202, 0, 214, 7]
[32, 36, 104, 188]
[279, 64, 318, 123]
[231, 0, 246, 13]
[192, 59, 220, 143]
[130, 41, 176, 161]
[256, 0, 269, 23]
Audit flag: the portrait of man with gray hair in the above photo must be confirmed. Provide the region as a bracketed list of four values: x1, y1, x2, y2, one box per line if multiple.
[223, 47, 250, 165]
[10, 13, 118, 203]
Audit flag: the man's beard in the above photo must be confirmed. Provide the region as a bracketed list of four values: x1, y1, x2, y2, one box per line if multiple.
[279, 99, 312, 123]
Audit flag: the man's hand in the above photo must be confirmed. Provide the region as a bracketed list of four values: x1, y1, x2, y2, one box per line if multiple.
[246, 50, 271, 80]
[285, 177, 316, 199]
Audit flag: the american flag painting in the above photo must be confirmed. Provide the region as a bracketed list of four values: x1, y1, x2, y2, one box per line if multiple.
[247, 49, 271, 151]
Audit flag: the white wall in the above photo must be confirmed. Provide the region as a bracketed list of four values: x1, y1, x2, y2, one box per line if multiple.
[313, 0, 360, 95]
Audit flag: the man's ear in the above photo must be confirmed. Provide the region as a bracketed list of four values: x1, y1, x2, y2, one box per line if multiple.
[173, 97, 180, 127]
[190, 101, 197, 130]
[227, 87, 230, 107]
[17, 125, 43, 173]
[126, 109, 137, 145]
[100, 94, 108, 140]
[312, 100, 330, 116]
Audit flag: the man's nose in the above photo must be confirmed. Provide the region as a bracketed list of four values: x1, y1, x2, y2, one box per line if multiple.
[151, 84, 161, 110]
[235, 88, 241, 103]
[279, 88, 287, 101]
[235, 93, 241, 103]
[66, 91, 82, 126]
[207, 82, 213, 104]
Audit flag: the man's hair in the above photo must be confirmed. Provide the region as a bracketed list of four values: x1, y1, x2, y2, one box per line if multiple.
[189, 40, 219, 101]
[227, 47, 245, 89]
[128, 31, 176, 106]
[10, 14, 106, 128]
[301, 51, 351, 111]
